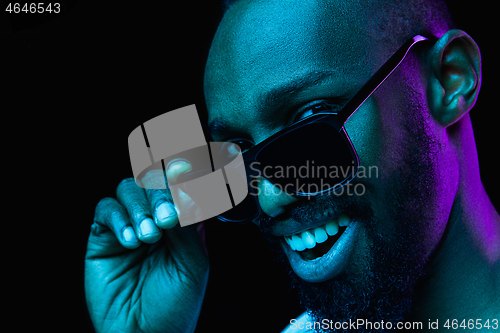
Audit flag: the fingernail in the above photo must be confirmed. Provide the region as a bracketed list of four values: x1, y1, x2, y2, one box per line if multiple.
[169, 160, 191, 172]
[123, 226, 136, 243]
[140, 218, 156, 236]
[167, 160, 192, 182]
[156, 203, 176, 222]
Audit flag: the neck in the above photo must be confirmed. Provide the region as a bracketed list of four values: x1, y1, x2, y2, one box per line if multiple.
[409, 137, 500, 324]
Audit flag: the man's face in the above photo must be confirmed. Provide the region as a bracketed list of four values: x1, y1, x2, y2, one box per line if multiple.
[204, 0, 455, 325]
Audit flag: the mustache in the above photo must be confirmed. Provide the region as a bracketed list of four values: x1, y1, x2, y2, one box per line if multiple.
[258, 191, 374, 235]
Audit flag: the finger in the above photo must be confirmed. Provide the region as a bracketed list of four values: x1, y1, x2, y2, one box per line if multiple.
[116, 178, 162, 244]
[141, 169, 179, 229]
[166, 160, 192, 183]
[150, 189, 179, 229]
[166, 160, 203, 225]
[92, 197, 140, 249]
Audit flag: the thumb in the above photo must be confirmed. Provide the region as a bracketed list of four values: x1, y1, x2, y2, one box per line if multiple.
[166, 160, 201, 224]
[166, 160, 192, 183]
[164, 224, 209, 279]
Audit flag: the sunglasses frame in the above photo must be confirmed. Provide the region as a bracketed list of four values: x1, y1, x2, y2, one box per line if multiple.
[240, 35, 434, 191]
[182, 35, 436, 223]
[242, 115, 358, 197]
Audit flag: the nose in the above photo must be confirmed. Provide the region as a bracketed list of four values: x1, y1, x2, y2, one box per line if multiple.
[256, 176, 300, 218]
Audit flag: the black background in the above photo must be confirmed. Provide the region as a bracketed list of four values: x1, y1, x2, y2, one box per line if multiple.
[3, 1, 498, 332]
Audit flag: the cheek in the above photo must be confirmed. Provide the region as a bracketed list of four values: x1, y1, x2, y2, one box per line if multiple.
[343, 97, 383, 172]
[421, 129, 459, 254]
[345, 84, 454, 255]
[343, 93, 403, 193]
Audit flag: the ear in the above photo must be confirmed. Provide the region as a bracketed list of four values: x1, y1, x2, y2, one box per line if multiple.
[427, 30, 481, 127]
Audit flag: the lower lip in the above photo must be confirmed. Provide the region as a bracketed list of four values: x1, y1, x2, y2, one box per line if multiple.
[281, 222, 359, 283]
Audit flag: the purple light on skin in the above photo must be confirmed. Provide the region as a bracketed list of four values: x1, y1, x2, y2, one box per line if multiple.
[479, 204, 500, 265]
[457, 42, 496, 263]
[459, 119, 499, 265]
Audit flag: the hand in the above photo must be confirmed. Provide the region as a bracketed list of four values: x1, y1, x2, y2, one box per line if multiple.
[85, 161, 209, 333]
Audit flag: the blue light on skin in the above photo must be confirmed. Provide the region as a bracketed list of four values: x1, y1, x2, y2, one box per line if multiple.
[204, 0, 498, 323]
[84, 1, 499, 332]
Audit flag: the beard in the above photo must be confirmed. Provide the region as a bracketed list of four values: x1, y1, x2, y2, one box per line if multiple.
[258, 99, 440, 332]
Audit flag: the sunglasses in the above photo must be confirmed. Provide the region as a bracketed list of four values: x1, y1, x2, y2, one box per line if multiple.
[177, 35, 435, 223]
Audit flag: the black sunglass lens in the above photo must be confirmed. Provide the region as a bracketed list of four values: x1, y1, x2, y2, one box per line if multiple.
[256, 122, 356, 195]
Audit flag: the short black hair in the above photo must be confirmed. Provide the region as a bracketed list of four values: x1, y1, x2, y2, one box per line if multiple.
[220, 0, 455, 45]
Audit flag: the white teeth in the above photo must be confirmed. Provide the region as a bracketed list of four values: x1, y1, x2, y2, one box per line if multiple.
[338, 214, 351, 227]
[283, 215, 351, 252]
[301, 231, 316, 249]
[325, 220, 339, 236]
[291, 234, 306, 251]
[314, 227, 328, 243]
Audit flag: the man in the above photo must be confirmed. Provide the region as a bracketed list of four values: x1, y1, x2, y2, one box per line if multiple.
[85, 0, 499, 332]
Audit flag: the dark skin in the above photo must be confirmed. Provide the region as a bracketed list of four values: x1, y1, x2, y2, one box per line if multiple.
[85, 0, 499, 332]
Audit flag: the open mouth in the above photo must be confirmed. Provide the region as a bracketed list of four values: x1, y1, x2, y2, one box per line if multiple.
[283, 214, 350, 260]
[280, 214, 358, 283]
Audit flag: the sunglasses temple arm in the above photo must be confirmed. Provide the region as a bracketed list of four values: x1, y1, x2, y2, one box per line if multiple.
[337, 35, 434, 126]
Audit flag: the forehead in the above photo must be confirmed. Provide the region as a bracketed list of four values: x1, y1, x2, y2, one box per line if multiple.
[204, 0, 381, 139]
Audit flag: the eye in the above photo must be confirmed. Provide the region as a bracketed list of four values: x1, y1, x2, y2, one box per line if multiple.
[297, 108, 314, 121]
[293, 101, 342, 123]
[224, 139, 254, 155]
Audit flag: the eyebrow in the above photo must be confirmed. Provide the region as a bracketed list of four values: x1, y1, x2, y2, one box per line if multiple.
[205, 119, 227, 139]
[260, 70, 337, 112]
[207, 70, 337, 138]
